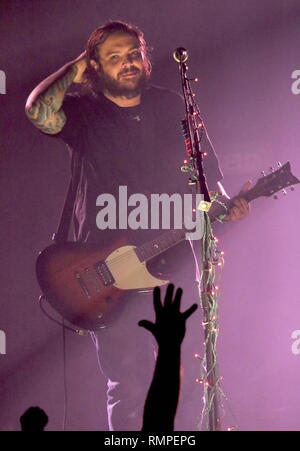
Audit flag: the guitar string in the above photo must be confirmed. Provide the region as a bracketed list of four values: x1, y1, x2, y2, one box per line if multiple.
[100, 201, 234, 269]
[67, 230, 185, 272]
[75, 195, 233, 273]
[66, 196, 234, 275]
[55, 234, 185, 285]
[104, 202, 231, 268]
[104, 230, 186, 269]
[102, 211, 229, 269]
[77, 179, 289, 273]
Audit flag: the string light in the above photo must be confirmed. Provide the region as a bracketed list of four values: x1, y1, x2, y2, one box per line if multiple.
[178, 56, 232, 431]
[195, 378, 211, 388]
[193, 191, 229, 430]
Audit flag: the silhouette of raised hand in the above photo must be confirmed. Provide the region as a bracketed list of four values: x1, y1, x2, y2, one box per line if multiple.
[138, 284, 198, 347]
[139, 284, 198, 431]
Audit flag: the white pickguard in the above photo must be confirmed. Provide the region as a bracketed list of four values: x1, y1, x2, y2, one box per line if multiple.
[105, 245, 168, 290]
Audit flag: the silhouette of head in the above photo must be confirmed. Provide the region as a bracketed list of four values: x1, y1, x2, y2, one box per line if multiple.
[20, 406, 48, 431]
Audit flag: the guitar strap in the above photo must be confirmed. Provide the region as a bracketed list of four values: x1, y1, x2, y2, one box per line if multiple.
[52, 150, 83, 244]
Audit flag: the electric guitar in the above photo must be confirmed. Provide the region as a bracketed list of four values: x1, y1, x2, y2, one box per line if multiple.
[36, 162, 299, 330]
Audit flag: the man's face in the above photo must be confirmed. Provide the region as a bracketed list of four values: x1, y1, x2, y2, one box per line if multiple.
[92, 32, 149, 98]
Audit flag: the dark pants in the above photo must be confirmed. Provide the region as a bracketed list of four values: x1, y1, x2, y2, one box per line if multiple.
[92, 293, 156, 430]
[92, 242, 204, 431]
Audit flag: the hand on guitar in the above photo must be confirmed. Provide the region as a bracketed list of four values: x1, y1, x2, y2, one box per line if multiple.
[224, 180, 252, 222]
[138, 284, 198, 347]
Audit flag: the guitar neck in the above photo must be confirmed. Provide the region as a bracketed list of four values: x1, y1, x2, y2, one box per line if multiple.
[134, 158, 300, 264]
[135, 195, 235, 264]
[135, 229, 187, 263]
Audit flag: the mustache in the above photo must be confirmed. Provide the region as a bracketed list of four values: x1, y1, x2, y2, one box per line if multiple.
[118, 67, 141, 78]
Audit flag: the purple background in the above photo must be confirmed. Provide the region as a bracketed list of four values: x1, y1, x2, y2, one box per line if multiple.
[1, 0, 300, 430]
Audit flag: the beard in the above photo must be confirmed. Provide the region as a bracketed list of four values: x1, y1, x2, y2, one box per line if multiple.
[92, 65, 149, 99]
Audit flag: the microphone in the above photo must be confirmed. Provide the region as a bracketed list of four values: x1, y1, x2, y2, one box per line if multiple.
[173, 47, 188, 63]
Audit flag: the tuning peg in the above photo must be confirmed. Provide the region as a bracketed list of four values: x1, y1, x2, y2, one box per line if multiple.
[277, 162, 282, 168]
[270, 166, 274, 173]
[290, 186, 295, 191]
[181, 163, 190, 173]
[188, 176, 196, 185]
[261, 170, 266, 176]
[273, 195, 278, 200]
[282, 189, 287, 195]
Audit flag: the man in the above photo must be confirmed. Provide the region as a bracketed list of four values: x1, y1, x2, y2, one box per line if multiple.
[25, 21, 249, 430]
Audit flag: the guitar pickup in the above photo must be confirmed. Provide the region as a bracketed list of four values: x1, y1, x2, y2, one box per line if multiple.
[74, 271, 91, 299]
[94, 261, 115, 286]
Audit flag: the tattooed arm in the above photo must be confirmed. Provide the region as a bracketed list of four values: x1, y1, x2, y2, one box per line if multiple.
[25, 52, 87, 134]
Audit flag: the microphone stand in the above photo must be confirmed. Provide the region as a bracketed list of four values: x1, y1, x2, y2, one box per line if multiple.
[174, 48, 223, 431]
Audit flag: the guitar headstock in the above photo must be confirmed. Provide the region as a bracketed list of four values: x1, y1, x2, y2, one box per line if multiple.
[245, 162, 300, 202]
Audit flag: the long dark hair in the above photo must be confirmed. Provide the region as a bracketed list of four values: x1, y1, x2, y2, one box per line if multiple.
[83, 20, 152, 96]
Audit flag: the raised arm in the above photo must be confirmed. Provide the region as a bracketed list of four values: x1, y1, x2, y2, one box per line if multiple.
[139, 284, 197, 431]
[25, 52, 87, 135]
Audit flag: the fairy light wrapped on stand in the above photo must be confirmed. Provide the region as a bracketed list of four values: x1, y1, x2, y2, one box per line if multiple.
[173, 47, 227, 431]
[196, 215, 226, 431]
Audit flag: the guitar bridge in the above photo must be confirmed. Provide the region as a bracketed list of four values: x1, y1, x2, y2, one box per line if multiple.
[94, 261, 115, 286]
